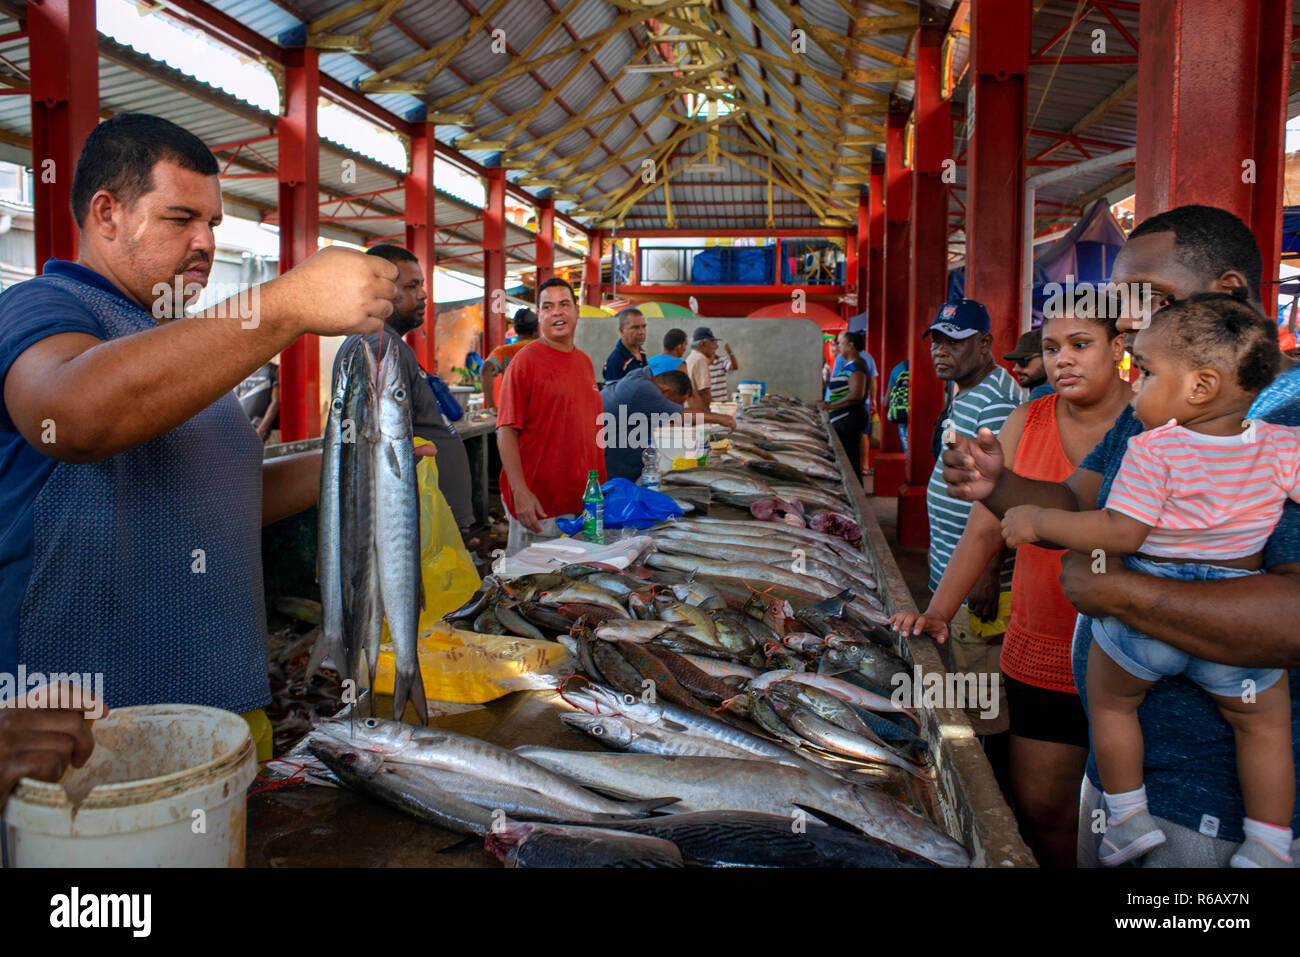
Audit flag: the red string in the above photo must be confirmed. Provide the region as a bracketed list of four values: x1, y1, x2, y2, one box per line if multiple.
[247, 758, 309, 797]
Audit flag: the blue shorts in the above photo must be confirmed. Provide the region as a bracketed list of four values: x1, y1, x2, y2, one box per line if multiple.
[1090, 557, 1286, 698]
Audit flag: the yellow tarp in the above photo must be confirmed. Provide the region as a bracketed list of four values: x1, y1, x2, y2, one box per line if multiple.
[373, 622, 569, 704]
[413, 441, 481, 629]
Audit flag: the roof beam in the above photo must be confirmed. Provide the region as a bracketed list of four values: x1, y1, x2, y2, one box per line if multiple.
[304, 0, 400, 52]
[424, 0, 694, 111]
[1068, 72, 1138, 137]
[355, 0, 511, 91]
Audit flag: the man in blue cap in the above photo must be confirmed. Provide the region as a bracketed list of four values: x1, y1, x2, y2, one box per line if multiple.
[922, 298, 1023, 706]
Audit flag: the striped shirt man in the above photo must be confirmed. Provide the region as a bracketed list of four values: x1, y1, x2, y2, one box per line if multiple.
[708, 355, 731, 404]
[1106, 420, 1300, 558]
[925, 365, 1023, 590]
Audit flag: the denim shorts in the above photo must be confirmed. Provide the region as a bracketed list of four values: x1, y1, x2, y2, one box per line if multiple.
[1089, 556, 1286, 698]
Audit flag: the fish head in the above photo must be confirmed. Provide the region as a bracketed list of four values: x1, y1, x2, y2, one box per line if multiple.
[308, 736, 385, 778]
[374, 338, 414, 442]
[315, 715, 415, 755]
[560, 712, 637, 747]
[565, 683, 660, 722]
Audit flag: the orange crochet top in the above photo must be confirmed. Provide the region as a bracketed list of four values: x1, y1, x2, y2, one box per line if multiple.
[1001, 395, 1081, 694]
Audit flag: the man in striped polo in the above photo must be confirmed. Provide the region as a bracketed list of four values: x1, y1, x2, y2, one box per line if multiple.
[923, 299, 1024, 691]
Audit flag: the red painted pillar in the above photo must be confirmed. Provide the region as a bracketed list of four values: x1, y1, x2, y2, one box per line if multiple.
[843, 212, 861, 325]
[483, 165, 507, 356]
[277, 46, 321, 441]
[405, 121, 436, 371]
[898, 24, 952, 548]
[966, 0, 1029, 366]
[29, 0, 99, 266]
[583, 230, 603, 307]
[874, 110, 912, 496]
[1136, 0, 1292, 288]
[867, 161, 886, 407]
[536, 193, 555, 286]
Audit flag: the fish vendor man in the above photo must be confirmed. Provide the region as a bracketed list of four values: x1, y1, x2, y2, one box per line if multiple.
[0, 114, 397, 807]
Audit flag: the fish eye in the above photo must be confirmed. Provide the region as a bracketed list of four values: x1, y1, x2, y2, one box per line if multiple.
[394, 387, 406, 401]
[622, 694, 637, 706]
[591, 725, 604, 736]
[331, 398, 343, 413]
[364, 718, 378, 728]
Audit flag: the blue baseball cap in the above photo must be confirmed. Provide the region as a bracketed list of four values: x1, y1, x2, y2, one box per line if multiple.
[648, 354, 685, 374]
[923, 298, 990, 340]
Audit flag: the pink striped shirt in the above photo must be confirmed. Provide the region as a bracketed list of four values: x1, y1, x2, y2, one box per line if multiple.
[1107, 419, 1300, 559]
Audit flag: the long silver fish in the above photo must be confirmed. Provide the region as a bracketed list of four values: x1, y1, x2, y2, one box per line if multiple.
[371, 337, 427, 724]
[339, 340, 380, 692]
[313, 717, 677, 818]
[513, 749, 970, 868]
[314, 343, 351, 678]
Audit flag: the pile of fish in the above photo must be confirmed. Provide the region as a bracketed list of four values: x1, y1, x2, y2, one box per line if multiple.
[306, 393, 972, 867]
[316, 336, 428, 723]
[307, 715, 951, 867]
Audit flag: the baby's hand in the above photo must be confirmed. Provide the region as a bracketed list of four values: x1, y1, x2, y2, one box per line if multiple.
[1001, 505, 1040, 547]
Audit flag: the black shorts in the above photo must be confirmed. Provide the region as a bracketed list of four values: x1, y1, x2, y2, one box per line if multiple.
[1003, 673, 1090, 748]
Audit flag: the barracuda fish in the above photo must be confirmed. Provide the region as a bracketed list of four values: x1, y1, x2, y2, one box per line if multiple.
[313, 342, 351, 679]
[485, 822, 684, 868]
[651, 530, 878, 596]
[338, 340, 382, 696]
[313, 717, 677, 818]
[512, 750, 969, 868]
[644, 552, 853, 602]
[371, 337, 427, 723]
[597, 810, 937, 868]
[770, 484, 853, 513]
[309, 737, 495, 836]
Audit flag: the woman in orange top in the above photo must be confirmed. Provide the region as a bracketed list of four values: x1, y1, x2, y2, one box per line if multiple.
[890, 306, 1131, 867]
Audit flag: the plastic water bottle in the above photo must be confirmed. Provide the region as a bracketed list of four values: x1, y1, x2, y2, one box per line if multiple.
[581, 470, 605, 544]
[640, 444, 661, 491]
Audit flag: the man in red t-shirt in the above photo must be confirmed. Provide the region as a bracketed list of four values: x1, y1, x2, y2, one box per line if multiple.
[496, 277, 605, 554]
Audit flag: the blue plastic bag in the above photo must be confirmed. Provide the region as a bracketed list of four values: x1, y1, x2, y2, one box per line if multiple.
[426, 372, 464, 422]
[555, 478, 684, 535]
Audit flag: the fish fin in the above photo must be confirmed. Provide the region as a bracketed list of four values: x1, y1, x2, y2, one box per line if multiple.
[625, 796, 681, 814]
[386, 442, 402, 478]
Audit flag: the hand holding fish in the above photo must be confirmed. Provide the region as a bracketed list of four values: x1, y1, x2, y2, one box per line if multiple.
[940, 428, 1003, 502]
[268, 247, 398, 337]
[1000, 505, 1041, 547]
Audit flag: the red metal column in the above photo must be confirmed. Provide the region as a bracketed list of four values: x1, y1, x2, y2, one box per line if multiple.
[843, 198, 863, 324]
[277, 46, 321, 441]
[1136, 0, 1292, 287]
[29, 0, 99, 266]
[867, 161, 886, 404]
[536, 194, 556, 286]
[583, 230, 603, 307]
[966, 0, 1030, 366]
[405, 120, 436, 371]
[874, 110, 912, 495]
[483, 165, 507, 356]
[899, 24, 952, 549]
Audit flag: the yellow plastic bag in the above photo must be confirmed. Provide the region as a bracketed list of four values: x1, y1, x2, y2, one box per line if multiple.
[373, 622, 569, 704]
[413, 443, 481, 629]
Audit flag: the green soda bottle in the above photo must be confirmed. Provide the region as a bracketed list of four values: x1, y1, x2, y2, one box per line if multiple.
[581, 470, 605, 544]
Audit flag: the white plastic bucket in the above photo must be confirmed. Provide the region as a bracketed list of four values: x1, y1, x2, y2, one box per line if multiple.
[3, 704, 257, 868]
[654, 424, 710, 472]
[737, 384, 762, 407]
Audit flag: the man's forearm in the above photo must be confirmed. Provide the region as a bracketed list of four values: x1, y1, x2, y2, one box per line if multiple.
[928, 508, 1004, 621]
[983, 471, 1080, 518]
[8, 290, 299, 462]
[1085, 566, 1300, 669]
[262, 450, 321, 525]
